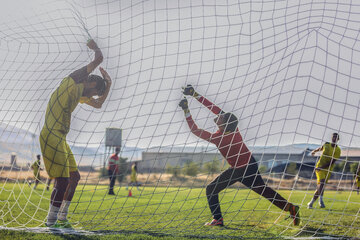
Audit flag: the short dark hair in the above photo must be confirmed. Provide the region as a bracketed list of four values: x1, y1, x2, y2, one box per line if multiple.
[36, 154, 41, 160]
[223, 112, 238, 132]
[88, 74, 106, 96]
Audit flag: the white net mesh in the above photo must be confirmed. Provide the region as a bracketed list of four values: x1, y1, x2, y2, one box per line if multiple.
[0, 0, 359, 238]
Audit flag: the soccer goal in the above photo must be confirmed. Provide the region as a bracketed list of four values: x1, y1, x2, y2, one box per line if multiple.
[0, 0, 359, 238]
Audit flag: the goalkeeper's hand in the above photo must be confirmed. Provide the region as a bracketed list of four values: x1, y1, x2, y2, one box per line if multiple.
[182, 84, 199, 97]
[179, 98, 189, 110]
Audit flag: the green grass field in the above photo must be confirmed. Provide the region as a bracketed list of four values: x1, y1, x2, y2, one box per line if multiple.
[1, 182, 359, 239]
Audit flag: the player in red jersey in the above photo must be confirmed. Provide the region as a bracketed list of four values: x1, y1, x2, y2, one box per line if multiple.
[108, 147, 120, 195]
[179, 85, 300, 227]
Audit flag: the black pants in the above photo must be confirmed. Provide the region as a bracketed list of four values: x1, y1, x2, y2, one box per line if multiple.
[206, 156, 289, 220]
[109, 170, 116, 193]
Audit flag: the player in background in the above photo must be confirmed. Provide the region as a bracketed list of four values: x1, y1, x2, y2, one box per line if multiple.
[40, 39, 112, 228]
[355, 163, 359, 195]
[31, 154, 43, 189]
[127, 162, 139, 191]
[308, 133, 341, 209]
[179, 85, 300, 227]
[108, 147, 120, 195]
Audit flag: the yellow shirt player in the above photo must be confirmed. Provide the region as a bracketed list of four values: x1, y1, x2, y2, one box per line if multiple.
[39, 39, 112, 228]
[131, 163, 137, 183]
[308, 133, 341, 209]
[355, 165, 360, 195]
[127, 162, 140, 191]
[31, 154, 42, 189]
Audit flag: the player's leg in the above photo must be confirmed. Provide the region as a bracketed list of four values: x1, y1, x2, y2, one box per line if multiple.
[47, 177, 69, 226]
[131, 172, 138, 190]
[318, 179, 326, 208]
[310, 180, 325, 207]
[58, 145, 80, 226]
[241, 157, 300, 226]
[46, 178, 52, 191]
[34, 171, 40, 189]
[109, 169, 116, 195]
[205, 167, 242, 225]
[308, 170, 326, 208]
[40, 131, 70, 227]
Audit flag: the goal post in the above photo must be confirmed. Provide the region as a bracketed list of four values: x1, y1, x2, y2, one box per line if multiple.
[0, 0, 359, 238]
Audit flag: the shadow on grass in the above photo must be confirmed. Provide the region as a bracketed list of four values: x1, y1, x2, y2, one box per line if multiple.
[294, 226, 345, 239]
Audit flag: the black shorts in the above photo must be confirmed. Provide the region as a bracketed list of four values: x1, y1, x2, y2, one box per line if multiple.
[208, 156, 265, 191]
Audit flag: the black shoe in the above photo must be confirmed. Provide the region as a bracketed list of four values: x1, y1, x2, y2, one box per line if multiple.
[108, 191, 115, 195]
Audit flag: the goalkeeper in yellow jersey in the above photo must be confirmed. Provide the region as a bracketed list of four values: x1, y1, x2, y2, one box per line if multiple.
[40, 39, 111, 228]
[308, 133, 341, 209]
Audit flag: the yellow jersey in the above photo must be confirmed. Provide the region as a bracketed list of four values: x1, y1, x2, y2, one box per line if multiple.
[43, 77, 90, 135]
[31, 159, 41, 172]
[316, 142, 341, 170]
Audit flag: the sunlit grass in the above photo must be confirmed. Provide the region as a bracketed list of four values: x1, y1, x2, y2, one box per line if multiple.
[1, 182, 359, 239]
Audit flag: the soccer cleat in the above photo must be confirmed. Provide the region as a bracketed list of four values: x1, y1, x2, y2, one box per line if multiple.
[205, 218, 224, 227]
[44, 222, 62, 228]
[289, 205, 300, 226]
[307, 202, 313, 209]
[56, 219, 73, 229]
[319, 201, 326, 208]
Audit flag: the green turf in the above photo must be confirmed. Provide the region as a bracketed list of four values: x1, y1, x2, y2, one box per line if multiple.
[0, 182, 359, 239]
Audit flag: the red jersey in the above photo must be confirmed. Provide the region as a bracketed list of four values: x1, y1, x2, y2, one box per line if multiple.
[186, 96, 251, 168]
[108, 154, 119, 173]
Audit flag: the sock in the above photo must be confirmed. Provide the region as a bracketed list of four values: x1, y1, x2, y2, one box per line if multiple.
[308, 199, 315, 205]
[319, 196, 324, 203]
[57, 200, 71, 221]
[47, 204, 60, 226]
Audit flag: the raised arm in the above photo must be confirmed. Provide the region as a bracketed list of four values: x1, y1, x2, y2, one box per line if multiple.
[182, 85, 224, 115]
[69, 40, 104, 84]
[311, 146, 323, 156]
[84, 67, 112, 109]
[86, 39, 104, 74]
[179, 98, 214, 142]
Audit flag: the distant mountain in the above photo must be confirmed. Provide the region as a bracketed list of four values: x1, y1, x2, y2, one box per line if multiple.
[0, 123, 144, 165]
[0, 122, 353, 167]
[0, 122, 35, 145]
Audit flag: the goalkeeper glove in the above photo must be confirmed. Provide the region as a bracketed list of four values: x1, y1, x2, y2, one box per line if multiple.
[182, 84, 199, 97]
[179, 98, 189, 110]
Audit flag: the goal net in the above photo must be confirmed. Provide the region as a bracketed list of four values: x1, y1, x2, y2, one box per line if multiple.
[0, 0, 359, 238]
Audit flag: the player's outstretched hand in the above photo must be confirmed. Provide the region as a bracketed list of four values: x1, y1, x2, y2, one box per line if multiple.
[87, 39, 99, 50]
[179, 98, 189, 110]
[182, 84, 196, 96]
[99, 67, 112, 86]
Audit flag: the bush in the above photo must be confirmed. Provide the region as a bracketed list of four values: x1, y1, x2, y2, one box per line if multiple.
[334, 160, 350, 173]
[350, 162, 360, 174]
[286, 162, 297, 175]
[166, 164, 181, 178]
[183, 161, 199, 177]
[99, 167, 108, 177]
[258, 165, 268, 174]
[203, 158, 220, 175]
